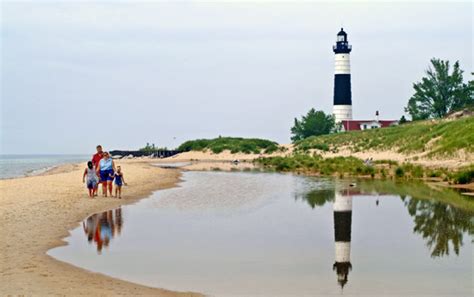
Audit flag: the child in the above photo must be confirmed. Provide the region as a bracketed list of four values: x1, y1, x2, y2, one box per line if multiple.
[112, 166, 127, 199]
[83, 161, 99, 198]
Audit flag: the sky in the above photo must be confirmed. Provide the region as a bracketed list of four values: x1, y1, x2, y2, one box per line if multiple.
[1, 1, 472, 154]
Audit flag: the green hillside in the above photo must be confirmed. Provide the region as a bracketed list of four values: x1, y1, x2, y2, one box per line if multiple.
[295, 116, 474, 157]
[178, 137, 279, 154]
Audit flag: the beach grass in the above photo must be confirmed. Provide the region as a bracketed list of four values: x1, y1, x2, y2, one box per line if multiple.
[255, 154, 474, 184]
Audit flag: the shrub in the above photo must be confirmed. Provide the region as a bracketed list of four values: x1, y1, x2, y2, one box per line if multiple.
[178, 137, 279, 154]
[374, 159, 399, 166]
[410, 165, 424, 178]
[427, 170, 442, 178]
[453, 169, 474, 184]
[395, 167, 405, 178]
[313, 143, 330, 151]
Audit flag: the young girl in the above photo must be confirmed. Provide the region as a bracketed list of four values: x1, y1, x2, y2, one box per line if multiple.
[83, 161, 99, 198]
[112, 166, 127, 199]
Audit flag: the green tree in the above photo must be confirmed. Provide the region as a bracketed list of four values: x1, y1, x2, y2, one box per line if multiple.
[291, 109, 335, 142]
[399, 115, 408, 124]
[139, 142, 163, 153]
[405, 58, 473, 120]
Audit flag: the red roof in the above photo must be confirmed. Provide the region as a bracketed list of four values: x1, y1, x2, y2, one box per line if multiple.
[341, 120, 398, 131]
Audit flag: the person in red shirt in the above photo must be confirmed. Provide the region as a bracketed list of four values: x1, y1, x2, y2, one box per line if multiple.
[92, 145, 104, 168]
[91, 145, 104, 196]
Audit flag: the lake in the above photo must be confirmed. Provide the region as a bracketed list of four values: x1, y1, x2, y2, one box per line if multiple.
[0, 154, 88, 179]
[48, 171, 473, 297]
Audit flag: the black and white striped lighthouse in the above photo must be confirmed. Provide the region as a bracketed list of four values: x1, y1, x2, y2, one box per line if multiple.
[333, 189, 353, 288]
[332, 28, 353, 123]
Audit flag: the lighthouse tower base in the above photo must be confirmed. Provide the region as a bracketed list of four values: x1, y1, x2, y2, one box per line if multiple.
[333, 105, 353, 123]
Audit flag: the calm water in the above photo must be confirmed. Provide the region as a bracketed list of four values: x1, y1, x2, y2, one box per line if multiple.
[49, 171, 473, 297]
[0, 154, 89, 179]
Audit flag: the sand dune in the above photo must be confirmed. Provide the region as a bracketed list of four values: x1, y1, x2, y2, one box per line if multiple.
[158, 144, 471, 169]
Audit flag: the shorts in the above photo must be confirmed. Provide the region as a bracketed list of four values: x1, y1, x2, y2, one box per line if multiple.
[114, 179, 123, 187]
[100, 169, 114, 182]
[86, 179, 98, 189]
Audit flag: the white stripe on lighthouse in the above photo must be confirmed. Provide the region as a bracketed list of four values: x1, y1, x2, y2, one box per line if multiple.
[333, 105, 353, 123]
[334, 54, 351, 74]
[333, 193, 353, 212]
[335, 242, 351, 262]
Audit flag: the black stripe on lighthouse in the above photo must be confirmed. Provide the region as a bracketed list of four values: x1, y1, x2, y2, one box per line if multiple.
[333, 74, 352, 106]
[334, 211, 352, 242]
[333, 195, 352, 289]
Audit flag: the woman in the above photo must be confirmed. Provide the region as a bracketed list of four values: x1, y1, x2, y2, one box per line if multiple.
[96, 152, 116, 197]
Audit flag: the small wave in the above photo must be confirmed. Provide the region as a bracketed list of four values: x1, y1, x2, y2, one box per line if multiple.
[25, 165, 60, 177]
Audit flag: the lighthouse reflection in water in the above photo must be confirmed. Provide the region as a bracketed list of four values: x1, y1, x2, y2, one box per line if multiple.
[333, 187, 353, 288]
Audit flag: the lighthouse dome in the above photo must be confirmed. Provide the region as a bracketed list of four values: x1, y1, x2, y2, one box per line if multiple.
[337, 28, 347, 36]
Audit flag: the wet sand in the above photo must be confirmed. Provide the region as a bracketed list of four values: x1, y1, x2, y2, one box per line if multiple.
[0, 160, 202, 296]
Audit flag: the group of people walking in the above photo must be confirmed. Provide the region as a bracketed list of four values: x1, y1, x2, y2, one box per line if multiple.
[83, 145, 126, 198]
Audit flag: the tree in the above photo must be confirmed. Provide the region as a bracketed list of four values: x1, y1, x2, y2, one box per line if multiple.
[139, 142, 162, 153]
[291, 109, 335, 142]
[399, 115, 408, 124]
[405, 58, 473, 120]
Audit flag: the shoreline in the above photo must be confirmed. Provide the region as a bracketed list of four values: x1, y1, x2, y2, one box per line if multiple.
[0, 160, 203, 296]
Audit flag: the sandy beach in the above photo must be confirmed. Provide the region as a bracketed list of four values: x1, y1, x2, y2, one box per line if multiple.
[0, 160, 202, 296]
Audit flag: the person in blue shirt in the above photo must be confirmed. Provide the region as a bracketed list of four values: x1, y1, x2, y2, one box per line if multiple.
[96, 152, 116, 197]
[112, 165, 127, 199]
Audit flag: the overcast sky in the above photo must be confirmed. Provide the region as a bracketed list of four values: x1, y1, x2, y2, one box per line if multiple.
[1, 1, 472, 154]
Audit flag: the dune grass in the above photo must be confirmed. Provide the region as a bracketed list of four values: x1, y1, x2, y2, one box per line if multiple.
[178, 137, 280, 154]
[295, 116, 474, 157]
[255, 154, 474, 184]
[255, 154, 376, 177]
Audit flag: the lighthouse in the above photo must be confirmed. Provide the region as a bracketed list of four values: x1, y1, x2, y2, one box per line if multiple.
[333, 28, 353, 123]
[333, 189, 353, 288]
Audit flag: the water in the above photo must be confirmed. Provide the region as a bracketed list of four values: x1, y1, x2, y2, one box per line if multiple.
[0, 154, 89, 179]
[49, 171, 473, 297]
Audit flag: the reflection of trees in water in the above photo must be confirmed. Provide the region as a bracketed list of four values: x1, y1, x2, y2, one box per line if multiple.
[402, 197, 472, 258]
[298, 179, 473, 258]
[357, 179, 473, 258]
[296, 187, 335, 208]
